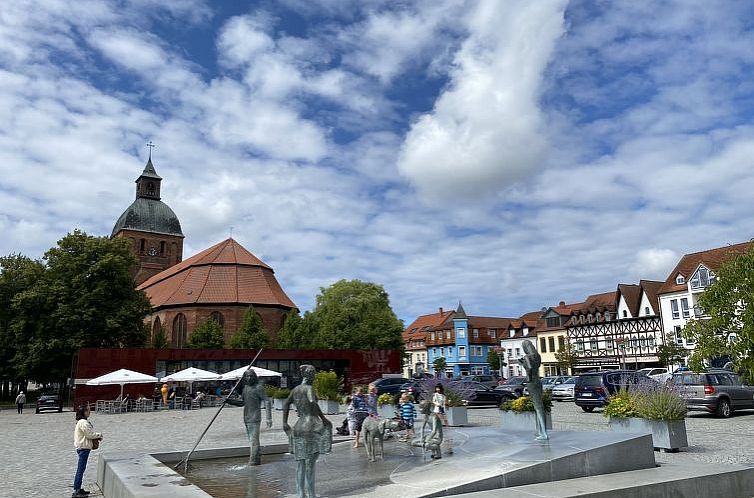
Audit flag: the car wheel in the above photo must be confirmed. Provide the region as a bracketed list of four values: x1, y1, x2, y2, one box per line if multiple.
[581, 406, 595, 412]
[716, 398, 732, 418]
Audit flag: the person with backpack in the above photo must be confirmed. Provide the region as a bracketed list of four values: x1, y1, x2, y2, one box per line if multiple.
[15, 391, 26, 414]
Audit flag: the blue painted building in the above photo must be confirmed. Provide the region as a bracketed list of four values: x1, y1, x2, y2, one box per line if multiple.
[425, 303, 512, 377]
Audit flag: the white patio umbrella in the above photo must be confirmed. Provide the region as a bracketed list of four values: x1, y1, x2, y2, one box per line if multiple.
[218, 365, 282, 381]
[160, 367, 220, 394]
[86, 368, 159, 400]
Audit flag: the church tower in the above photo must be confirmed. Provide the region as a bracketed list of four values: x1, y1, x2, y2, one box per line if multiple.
[112, 155, 184, 285]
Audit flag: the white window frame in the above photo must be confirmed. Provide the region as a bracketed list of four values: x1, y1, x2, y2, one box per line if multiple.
[489, 329, 497, 338]
[676, 274, 685, 285]
[472, 328, 479, 339]
[457, 328, 466, 338]
[671, 299, 680, 319]
[680, 298, 690, 319]
[458, 346, 466, 358]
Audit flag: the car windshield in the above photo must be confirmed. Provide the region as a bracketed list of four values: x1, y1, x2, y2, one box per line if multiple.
[578, 375, 603, 387]
[561, 377, 576, 385]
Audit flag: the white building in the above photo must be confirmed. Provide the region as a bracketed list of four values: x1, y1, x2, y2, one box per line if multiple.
[499, 312, 541, 378]
[657, 241, 753, 359]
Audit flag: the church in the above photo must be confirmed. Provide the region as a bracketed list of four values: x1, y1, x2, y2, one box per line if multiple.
[111, 156, 296, 346]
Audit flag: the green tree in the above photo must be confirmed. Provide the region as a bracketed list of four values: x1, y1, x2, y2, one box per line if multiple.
[0, 254, 45, 397]
[554, 341, 579, 374]
[487, 349, 506, 376]
[11, 230, 151, 383]
[275, 308, 314, 349]
[433, 357, 447, 375]
[187, 319, 225, 349]
[657, 336, 688, 368]
[151, 325, 169, 349]
[683, 246, 754, 382]
[230, 305, 271, 349]
[310, 279, 404, 350]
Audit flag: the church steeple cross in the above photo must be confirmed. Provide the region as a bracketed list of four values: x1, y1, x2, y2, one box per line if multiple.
[146, 141, 156, 159]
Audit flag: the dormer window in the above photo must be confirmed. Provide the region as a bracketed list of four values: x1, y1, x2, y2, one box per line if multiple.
[644, 306, 650, 315]
[604, 311, 610, 321]
[522, 326, 529, 336]
[675, 274, 685, 285]
[509, 329, 516, 338]
[690, 266, 715, 290]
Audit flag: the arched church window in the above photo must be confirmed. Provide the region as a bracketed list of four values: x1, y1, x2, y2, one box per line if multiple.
[210, 311, 225, 330]
[152, 317, 162, 345]
[140, 239, 146, 253]
[173, 313, 187, 348]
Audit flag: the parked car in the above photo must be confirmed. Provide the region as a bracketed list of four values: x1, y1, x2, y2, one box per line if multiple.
[494, 376, 528, 397]
[551, 376, 577, 401]
[36, 394, 63, 413]
[541, 375, 571, 392]
[454, 374, 498, 388]
[670, 369, 754, 418]
[574, 370, 641, 412]
[369, 377, 410, 396]
[459, 381, 515, 406]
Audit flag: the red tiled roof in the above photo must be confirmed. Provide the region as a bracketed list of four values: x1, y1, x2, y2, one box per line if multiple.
[403, 310, 455, 341]
[467, 316, 513, 329]
[657, 241, 753, 295]
[138, 238, 295, 309]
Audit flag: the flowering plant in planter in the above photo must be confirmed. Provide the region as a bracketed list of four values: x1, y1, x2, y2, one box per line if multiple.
[499, 392, 553, 412]
[604, 383, 686, 421]
[313, 370, 343, 401]
[377, 393, 395, 407]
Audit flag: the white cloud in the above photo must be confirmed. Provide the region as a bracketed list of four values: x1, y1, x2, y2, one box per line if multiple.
[631, 249, 678, 280]
[397, 0, 568, 200]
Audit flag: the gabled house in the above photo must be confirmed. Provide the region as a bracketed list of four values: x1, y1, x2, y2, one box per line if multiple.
[426, 303, 512, 377]
[538, 302, 579, 376]
[657, 241, 753, 356]
[402, 308, 454, 377]
[499, 311, 541, 378]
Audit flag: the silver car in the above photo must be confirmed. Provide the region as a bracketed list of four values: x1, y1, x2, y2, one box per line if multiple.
[551, 376, 576, 401]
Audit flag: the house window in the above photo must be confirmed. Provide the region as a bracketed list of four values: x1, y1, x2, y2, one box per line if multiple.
[515, 347, 521, 357]
[622, 310, 628, 318]
[589, 339, 598, 350]
[489, 329, 497, 338]
[558, 336, 565, 350]
[430, 332, 435, 341]
[457, 328, 466, 338]
[674, 326, 683, 345]
[680, 298, 690, 319]
[548, 337, 555, 351]
[644, 306, 650, 315]
[472, 328, 479, 339]
[604, 311, 610, 321]
[648, 337, 655, 347]
[675, 274, 685, 285]
[523, 327, 529, 336]
[475, 346, 483, 356]
[690, 267, 715, 289]
[671, 299, 680, 319]
[509, 329, 516, 337]
[540, 337, 547, 352]
[546, 316, 561, 328]
[576, 340, 584, 352]
[209, 311, 225, 330]
[507, 348, 513, 357]
[458, 346, 466, 358]
[445, 330, 451, 339]
[605, 338, 614, 350]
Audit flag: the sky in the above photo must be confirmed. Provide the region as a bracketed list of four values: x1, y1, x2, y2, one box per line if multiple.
[2, 0, 754, 324]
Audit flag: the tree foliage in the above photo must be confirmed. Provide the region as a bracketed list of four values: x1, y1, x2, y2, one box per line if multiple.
[310, 279, 404, 350]
[656, 336, 688, 368]
[487, 349, 505, 373]
[554, 341, 579, 374]
[433, 356, 447, 375]
[9, 230, 151, 382]
[683, 247, 754, 382]
[275, 308, 316, 349]
[231, 305, 271, 349]
[187, 319, 225, 349]
[151, 325, 169, 349]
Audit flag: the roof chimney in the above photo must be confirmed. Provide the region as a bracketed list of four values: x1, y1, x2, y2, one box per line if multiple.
[559, 301, 566, 307]
[439, 307, 443, 315]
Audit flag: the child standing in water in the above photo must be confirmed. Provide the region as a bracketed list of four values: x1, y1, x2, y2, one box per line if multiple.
[398, 393, 416, 442]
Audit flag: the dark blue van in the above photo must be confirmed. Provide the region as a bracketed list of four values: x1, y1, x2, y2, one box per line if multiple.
[574, 370, 641, 412]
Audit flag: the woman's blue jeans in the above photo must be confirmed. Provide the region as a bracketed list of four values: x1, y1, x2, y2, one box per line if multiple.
[73, 448, 91, 492]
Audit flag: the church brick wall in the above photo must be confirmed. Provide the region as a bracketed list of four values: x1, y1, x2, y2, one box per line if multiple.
[114, 229, 183, 285]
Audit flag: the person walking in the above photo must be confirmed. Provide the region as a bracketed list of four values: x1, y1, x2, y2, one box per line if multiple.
[366, 385, 378, 417]
[15, 391, 26, 414]
[349, 387, 369, 448]
[431, 384, 448, 426]
[72, 405, 103, 497]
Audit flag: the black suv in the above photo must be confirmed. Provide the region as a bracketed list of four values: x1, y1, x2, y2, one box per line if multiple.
[494, 376, 528, 397]
[369, 377, 410, 396]
[574, 370, 641, 412]
[671, 369, 754, 418]
[36, 394, 63, 413]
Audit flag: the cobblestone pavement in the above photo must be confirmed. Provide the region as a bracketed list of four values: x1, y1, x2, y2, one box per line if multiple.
[2, 401, 753, 498]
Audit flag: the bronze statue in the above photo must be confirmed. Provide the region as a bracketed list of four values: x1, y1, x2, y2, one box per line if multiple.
[283, 365, 333, 498]
[412, 400, 443, 459]
[521, 340, 549, 441]
[226, 369, 273, 465]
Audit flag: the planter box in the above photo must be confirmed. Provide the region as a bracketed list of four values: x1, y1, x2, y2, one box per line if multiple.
[609, 417, 688, 451]
[447, 406, 468, 426]
[273, 399, 285, 411]
[499, 411, 553, 432]
[317, 400, 340, 415]
[378, 405, 397, 419]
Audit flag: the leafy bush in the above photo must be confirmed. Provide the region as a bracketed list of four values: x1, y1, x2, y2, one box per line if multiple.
[499, 392, 552, 413]
[604, 383, 687, 421]
[263, 384, 277, 398]
[313, 370, 343, 401]
[603, 390, 638, 418]
[272, 388, 291, 400]
[377, 393, 395, 406]
[419, 377, 476, 406]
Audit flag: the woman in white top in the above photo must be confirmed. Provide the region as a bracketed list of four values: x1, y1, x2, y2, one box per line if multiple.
[431, 384, 448, 426]
[72, 405, 102, 497]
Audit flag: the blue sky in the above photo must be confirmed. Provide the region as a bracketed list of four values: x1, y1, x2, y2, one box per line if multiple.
[2, 0, 754, 324]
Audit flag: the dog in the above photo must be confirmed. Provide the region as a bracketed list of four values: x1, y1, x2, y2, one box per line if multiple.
[362, 417, 402, 461]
